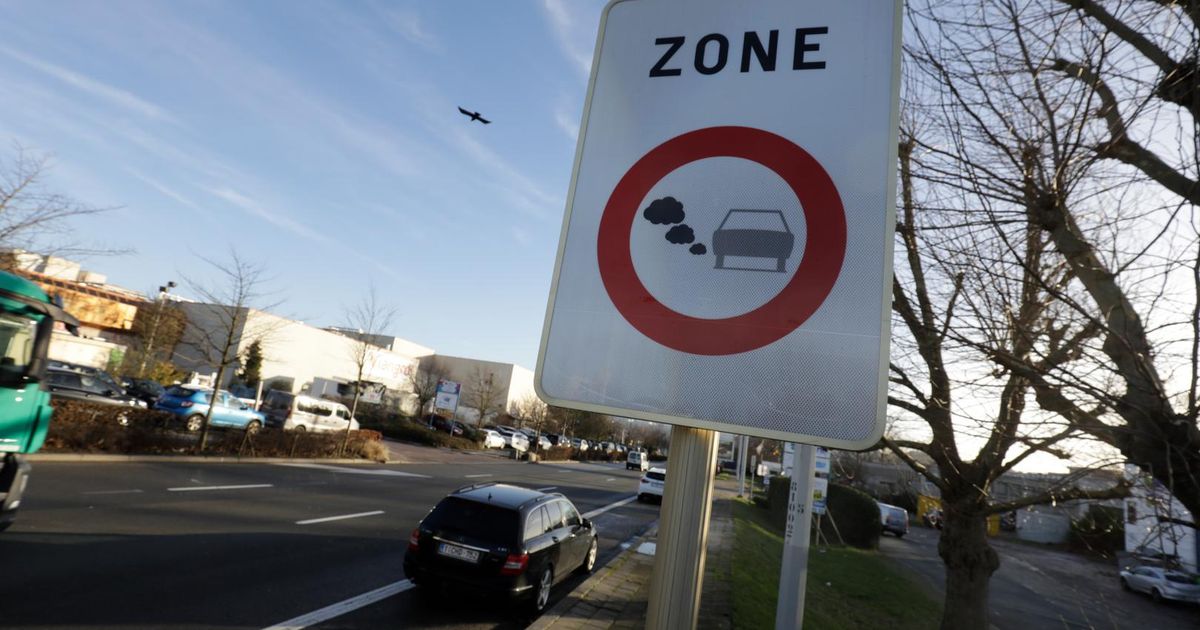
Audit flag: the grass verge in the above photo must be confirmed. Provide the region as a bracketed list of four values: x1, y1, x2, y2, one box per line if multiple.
[731, 499, 941, 629]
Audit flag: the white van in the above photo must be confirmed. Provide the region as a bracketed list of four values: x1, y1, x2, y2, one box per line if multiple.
[262, 391, 359, 433]
[627, 450, 649, 471]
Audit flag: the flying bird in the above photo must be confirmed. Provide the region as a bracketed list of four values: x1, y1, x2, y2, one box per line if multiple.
[458, 106, 491, 124]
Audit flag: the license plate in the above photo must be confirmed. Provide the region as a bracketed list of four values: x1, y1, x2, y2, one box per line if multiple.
[437, 543, 480, 563]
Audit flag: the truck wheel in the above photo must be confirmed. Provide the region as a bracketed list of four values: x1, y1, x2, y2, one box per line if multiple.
[185, 415, 204, 432]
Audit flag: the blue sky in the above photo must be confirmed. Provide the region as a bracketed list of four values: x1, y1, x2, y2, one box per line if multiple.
[0, 0, 608, 369]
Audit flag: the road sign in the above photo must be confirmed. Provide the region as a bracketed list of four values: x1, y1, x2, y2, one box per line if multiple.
[811, 476, 829, 515]
[536, 0, 901, 449]
[434, 379, 460, 416]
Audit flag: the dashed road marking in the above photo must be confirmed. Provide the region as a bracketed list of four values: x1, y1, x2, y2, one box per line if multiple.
[583, 495, 637, 519]
[262, 579, 414, 629]
[296, 510, 386, 525]
[464, 473, 493, 478]
[276, 463, 431, 478]
[167, 484, 273, 492]
[81, 489, 143, 495]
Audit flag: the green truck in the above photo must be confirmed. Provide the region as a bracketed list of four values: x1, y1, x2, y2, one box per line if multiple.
[0, 269, 78, 532]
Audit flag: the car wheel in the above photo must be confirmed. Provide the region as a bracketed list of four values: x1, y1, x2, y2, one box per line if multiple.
[246, 420, 261, 434]
[578, 537, 598, 574]
[1151, 588, 1163, 603]
[293, 425, 307, 433]
[894, 532, 904, 539]
[1120, 577, 1130, 591]
[185, 414, 204, 432]
[533, 566, 553, 613]
[116, 412, 130, 427]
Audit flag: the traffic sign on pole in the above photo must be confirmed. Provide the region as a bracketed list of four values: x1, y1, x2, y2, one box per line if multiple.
[536, 0, 903, 449]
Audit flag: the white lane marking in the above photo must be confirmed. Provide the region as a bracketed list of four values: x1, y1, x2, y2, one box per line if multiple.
[276, 463, 431, 478]
[81, 489, 143, 495]
[296, 510, 385, 525]
[167, 484, 274, 492]
[262, 579, 414, 630]
[537, 486, 558, 492]
[583, 496, 638, 520]
[464, 473, 493, 478]
[606, 477, 616, 482]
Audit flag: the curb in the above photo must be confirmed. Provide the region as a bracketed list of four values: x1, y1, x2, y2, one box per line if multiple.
[530, 523, 659, 630]
[26, 454, 388, 465]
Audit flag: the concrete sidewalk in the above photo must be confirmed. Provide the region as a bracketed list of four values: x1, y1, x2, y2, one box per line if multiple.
[531, 482, 737, 630]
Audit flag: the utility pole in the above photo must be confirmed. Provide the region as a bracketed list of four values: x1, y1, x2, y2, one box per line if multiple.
[137, 280, 176, 378]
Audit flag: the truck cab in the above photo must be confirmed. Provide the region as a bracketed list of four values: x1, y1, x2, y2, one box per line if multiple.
[0, 270, 78, 531]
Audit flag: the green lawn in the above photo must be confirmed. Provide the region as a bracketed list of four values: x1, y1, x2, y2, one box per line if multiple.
[731, 499, 941, 630]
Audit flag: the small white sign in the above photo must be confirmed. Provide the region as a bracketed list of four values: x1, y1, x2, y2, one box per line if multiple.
[536, 0, 902, 450]
[812, 476, 829, 515]
[814, 447, 831, 475]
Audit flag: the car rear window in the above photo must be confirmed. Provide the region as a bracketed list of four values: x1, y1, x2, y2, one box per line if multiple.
[647, 471, 666, 481]
[262, 391, 293, 410]
[165, 386, 206, 402]
[423, 497, 519, 546]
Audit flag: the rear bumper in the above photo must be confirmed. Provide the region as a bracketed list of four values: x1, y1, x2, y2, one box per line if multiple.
[404, 554, 533, 598]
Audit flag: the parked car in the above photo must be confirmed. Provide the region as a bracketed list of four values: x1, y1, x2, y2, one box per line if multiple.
[570, 437, 589, 452]
[544, 433, 563, 446]
[260, 391, 358, 433]
[44, 367, 146, 423]
[1120, 566, 1200, 604]
[429, 415, 463, 436]
[877, 502, 909, 538]
[120, 377, 166, 406]
[1132, 545, 1183, 569]
[626, 450, 649, 471]
[638, 467, 666, 502]
[493, 426, 529, 451]
[155, 386, 267, 432]
[404, 483, 599, 613]
[480, 429, 506, 449]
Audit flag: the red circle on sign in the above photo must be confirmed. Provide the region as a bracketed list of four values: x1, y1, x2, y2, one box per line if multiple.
[597, 126, 847, 355]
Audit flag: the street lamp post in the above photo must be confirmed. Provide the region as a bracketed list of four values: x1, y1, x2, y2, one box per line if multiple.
[137, 280, 176, 378]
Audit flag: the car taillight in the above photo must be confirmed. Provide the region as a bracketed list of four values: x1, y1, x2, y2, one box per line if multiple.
[500, 553, 529, 575]
[408, 529, 421, 552]
[180, 401, 193, 408]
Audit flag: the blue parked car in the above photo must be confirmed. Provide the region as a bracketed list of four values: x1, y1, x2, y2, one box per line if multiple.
[155, 385, 267, 433]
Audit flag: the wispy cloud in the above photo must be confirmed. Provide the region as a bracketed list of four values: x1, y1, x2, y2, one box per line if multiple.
[446, 125, 561, 218]
[126, 168, 200, 210]
[541, 0, 595, 78]
[375, 5, 440, 52]
[205, 186, 330, 244]
[554, 102, 580, 140]
[0, 45, 178, 124]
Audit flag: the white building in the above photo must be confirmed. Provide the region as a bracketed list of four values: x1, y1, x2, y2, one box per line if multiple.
[420, 354, 536, 425]
[172, 303, 433, 413]
[1124, 464, 1198, 572]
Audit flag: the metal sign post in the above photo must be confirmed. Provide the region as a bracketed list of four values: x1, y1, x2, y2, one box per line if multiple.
[776, 443, 817, 629]
[647, 425, 718, 630]
[737, 435, 747, 497]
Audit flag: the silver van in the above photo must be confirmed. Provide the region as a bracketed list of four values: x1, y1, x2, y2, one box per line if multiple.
[263, 391, 359, 433]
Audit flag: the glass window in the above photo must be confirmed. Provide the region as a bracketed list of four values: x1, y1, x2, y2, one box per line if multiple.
[422, 498, 519, 546]
[524, 508, 545, 542]
[78, 374, 108, 394]
[0, 313, 36, 377]
[48, 371, 81, 388]
[562, 502, 581, 527]
[336, 408, 349, 419]
[544, 501, 563, 532]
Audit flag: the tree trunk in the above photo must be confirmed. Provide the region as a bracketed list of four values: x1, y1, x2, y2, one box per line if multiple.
[937, 503, 999, 630]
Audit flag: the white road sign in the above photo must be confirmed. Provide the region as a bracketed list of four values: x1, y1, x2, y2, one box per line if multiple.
[536, 0, 901, 449]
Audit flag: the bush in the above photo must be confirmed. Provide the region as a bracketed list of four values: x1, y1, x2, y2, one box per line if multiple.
[42, 400, 387, 461]
[541, 446, 575, 461]
[359, 417, 479, 450]
[762, 477, 880, 549]
[1069, 505, 1124, 557]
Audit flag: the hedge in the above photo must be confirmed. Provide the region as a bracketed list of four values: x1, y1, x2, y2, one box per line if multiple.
[1069, 505, 1124, 557]
[763, 477, 880, 549]
[43, 400, 388, 461]
[357, 417, 480, 451]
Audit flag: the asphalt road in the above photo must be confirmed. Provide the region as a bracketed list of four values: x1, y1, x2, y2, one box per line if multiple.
[880, 525, 1200, 629]
[0, 457, 658, 630]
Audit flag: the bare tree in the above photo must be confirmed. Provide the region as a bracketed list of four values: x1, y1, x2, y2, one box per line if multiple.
[906, 0, 1200, 533]
[180, 251, 278, 451]
[0, 144, 117, 258]
[464, 366, 504, 427]
[340, 285, 397, 453]
[408, 358, 449, 418]
[122, 289, 186, 381]
[513, 394, 550, 446]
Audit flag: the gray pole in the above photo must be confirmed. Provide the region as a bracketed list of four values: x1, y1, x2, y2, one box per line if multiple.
[646, 425, 718, 630]
[736, 435, 746, 497]
[775, 443, 816, 629]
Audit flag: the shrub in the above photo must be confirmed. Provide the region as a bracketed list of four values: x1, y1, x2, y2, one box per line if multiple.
[1069, 505, 1124, 557]
[42, 400, 386, 461]
[762, 477, 880, 549]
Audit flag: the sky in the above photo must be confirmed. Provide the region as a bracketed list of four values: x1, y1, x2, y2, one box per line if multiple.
[0, 0, 609, 369]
